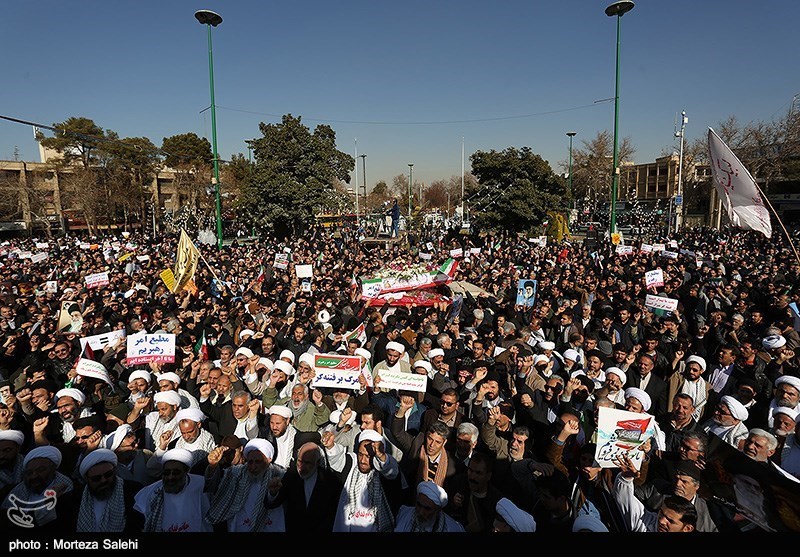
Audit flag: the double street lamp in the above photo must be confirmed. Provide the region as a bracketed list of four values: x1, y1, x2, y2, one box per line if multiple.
[195, 9, 224, 249]
[605, 0, 635, 235]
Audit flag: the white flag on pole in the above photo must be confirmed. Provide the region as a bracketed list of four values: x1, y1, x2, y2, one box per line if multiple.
[707, 127, 772, 237]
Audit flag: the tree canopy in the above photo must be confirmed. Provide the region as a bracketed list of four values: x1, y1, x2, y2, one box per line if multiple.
[237, 114, 354, 235]
[468, 146, 567, 232]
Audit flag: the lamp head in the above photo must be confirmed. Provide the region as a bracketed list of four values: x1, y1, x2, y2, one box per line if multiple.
[195, 10, 223, 26]
[605, 1, 634, 17]
[566, 132, 577, 138]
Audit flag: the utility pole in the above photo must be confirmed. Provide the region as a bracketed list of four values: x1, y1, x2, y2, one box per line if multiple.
[674, 110, 688, 233]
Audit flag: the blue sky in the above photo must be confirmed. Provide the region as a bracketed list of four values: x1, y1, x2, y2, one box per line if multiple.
[2, 1, 798, 190]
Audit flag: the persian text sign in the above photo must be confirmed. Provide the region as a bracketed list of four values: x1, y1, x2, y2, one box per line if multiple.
[645, 269, 664, 289]
[85, 272, 110, 289]
[311, 354, 362, 389]
[126, 333, 176, 365]
[645, 294, 678, 312]
[595, 407, 656, 471]
[374, 369, 428, 393]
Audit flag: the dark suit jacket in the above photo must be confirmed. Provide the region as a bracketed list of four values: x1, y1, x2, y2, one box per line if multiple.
[625, 372, 668, 420]
[272, 465, 343, 533]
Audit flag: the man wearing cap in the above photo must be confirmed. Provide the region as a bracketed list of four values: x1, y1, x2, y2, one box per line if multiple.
[331, 428, 402, 532]
[667, 355, 711, 422]
[141, 390, 181, 451]
[134, 448, 211, 532]
[373, 340, 412, 377]
[157, 371, 199, 410]
[205, 438, 286, 531]
[0, 429, 25, 500]
[394, 480, 464, 532]
[701, 396, 750, 450]
[155, 408, 216, 467]
[1, 445, 74, 529]
[70, 448, 143, 532]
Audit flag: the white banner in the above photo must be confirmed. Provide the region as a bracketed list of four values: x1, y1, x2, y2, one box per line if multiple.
[76, 358, 114, 386]
[640, 243, 653, 253]
[311, 354, 362, 390]
[18, 251, 32, 259]
[375, 369, 428, 393]
[645, 269, 664, 289]
[45, 280, 58, 293]
[653, 243, 666, 252]
[274, 253, 289, 270]
[126, 333, 176, 365]
[419, 252, 432, 260]
[645, 294, 678, 312]
[615, 245, 634, 255]
[469, 247, 481, 255]
[85, 272, 110, 289]
[594, 406, 656, 470]
[708, 127, 772, 237]
[81, 329, 127, 351]
[35, 242, 49, 249]
[295, 264, 313, 278]
[449, 248, 463, 258]
[661, 250, 679, 260]
[30, 253, 48, 264]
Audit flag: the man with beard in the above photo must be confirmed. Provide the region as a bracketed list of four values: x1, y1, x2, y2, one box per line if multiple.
[264, 383, 330, 433]
[104, 424, 156, 486]
[139, 390, 181, 451]
[1, 446, 74, 530]
[156, 408, 216, 468]
[331, 429, 402, 532]
[50, 387, 95, 443]
[205, 439, 286, 532]
[200, 388, 261, 443]
[264, 405, 299, 470]
[156, 371, 199, 410]
[269, 441, 343, 533]
[667, 355, 711, 422]
[467, 368, 508, 427]
[372, 341, 412, 377]
[394, 480, 464, 532]
[700, 396, 750, 450]
[133, 448, 211, 532]
[0, 430, 25, 501]
[71, 449, 142, 532]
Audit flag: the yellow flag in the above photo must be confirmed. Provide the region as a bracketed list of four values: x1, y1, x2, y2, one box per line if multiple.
[172, 229, 200, 294]
[160, 268, 177, 292]
[611, 232, 622, 245]
[117, 252, 134, 262]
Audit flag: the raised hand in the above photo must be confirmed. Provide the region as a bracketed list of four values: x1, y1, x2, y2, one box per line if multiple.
[159, 429, 174, 450]
[207, 445, 229, 467]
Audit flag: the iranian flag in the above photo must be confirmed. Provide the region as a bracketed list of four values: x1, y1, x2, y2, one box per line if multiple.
[344, 322, 367, 346]
[194, 330, 209, 361]
[255, 265, 266, 283]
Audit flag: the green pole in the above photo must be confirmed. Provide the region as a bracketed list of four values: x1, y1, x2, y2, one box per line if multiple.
[408, 164, 413, 219]
[205, 23, 223, 249]
[610, 12, 623, 235]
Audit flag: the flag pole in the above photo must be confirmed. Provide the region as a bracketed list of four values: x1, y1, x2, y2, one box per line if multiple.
[197, 248, 223, 284]
[753, 183, 800, 266]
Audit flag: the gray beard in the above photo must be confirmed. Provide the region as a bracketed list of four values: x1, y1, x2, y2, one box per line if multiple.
[292, 399, 310, 420]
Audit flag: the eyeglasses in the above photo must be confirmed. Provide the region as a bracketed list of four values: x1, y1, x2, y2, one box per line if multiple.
[714, 407, 732, 417]
[75, 433, 95, 441]
[441, 400, 457, 407]
[545, 385, 562, 392]
[87, 469, 115, 482]
[54, 349, 69, 355]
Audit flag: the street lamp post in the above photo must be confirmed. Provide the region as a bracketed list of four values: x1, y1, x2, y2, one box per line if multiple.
[195, 9, 224, 249]
[566, 132, 576, 203]
[605, 0, 634, 236]
[674, 110, 688, 233]
[359, 154, 367, 222]
[408, 163, 414, 219]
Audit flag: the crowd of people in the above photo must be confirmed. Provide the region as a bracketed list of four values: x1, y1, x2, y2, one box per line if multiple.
[0, 220, 799, 534]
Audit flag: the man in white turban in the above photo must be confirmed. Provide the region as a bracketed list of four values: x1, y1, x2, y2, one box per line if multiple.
[156, 371, 199, 410]
[103, 424, 155, 487]
[0, 430, 25, 493]
[373, 340, 411, 378]
[331, 429, 402, 532]
[73, 448, 142, 533]
[700, 395, 750, 449]
[205, 438, 286, 531]
[53, 387, 93, 443]
[667, 355, 710, 422]
[768, 375, 800, 428]
[141, 390, 181, 451]
[493, 497, 537, 532]
[154, 408, 216, 467]
[1, 446, 73, 529]
[624, 388, 666, 450]
[604, 367, 627, 406]
[133, 448, 211, 532]
[394, 480, 464, 532]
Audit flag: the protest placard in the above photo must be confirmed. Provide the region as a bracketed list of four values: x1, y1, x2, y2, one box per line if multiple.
[30, 253, 48, 264]
[615, 245, 634, 255]
[126, 333, 176, 365]
[374, 369, 428, 393]
[516, 279, 537, 308]
[296, 264, 313, 278]
[81, 329, 126, 351]
[645, 294, 678, 312]
[594, 406, 656, 470]
[300, 280, 312, 293]
[76, 358, 113, 386]
[645, 269, 665, 289]
[653, 243, 666, 252]
[311, 354, 362, 389]
[469, 247, 481, 255]
[661, 250, 679, 260]
[426, 242, 434, 251]
[640, 243, 653, 253]
[274, 253, 289, 270]
[45, 280, 58, 293]
[419, 252, 432, 260]
[449, 248, 463, 258]
[85, 272, 110, 289]
[35, 242, 49, 249]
